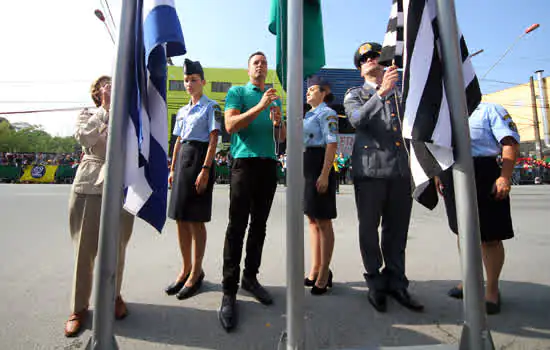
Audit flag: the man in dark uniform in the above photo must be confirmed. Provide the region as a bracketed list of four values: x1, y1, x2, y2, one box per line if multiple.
[343, 42, 423, 313]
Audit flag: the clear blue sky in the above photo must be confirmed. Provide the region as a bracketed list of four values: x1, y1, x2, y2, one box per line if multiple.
[0, 0, 548, 136]
[173, 0, 550, 94]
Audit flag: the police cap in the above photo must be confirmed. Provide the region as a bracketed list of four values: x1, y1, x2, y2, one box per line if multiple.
[183, 58, 204, 80]
[353, 42, 382, 69]
[307, 76, 334, 103]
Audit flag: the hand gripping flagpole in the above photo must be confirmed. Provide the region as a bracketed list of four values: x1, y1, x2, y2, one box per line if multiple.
[86, 0, 137, 349]
[435, 1, 495, 350]
[286, 0, 305, 349]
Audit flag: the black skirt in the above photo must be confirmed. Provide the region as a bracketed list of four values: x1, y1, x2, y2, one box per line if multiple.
[439, 157, 514, 242]
[303, 147, 337, 220]
[168, 141, 215, 222]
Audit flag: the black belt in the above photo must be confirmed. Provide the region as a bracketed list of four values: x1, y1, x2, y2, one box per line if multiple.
[181, 140, 208, 145]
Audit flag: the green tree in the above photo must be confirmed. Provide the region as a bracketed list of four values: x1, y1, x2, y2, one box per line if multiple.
[0, 121, 78, 153]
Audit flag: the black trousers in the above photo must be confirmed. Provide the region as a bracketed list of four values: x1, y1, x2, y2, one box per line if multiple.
[222, 158, 278, 295]
[353, 177, 412, 291]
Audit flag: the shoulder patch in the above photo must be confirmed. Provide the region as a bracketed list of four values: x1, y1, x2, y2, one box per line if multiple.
[326, 114, 338, 121]
[502, 114, 512, 121]
[344, 87, 361, 102]
[328, 121, 338, 133]
[508, 121, 518, 132]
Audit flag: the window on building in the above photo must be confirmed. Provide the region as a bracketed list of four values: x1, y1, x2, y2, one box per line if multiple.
[169, 80, 186, 91]
[211, 82, 232, 93]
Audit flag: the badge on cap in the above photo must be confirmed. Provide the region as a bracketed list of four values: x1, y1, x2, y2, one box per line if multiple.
[359, 43, 372, 55]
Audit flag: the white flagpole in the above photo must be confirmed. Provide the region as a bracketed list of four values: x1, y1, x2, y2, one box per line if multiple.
[286, 0, 305, 349]
[434, 1, 495, 350]
[86, 0, 137, 348]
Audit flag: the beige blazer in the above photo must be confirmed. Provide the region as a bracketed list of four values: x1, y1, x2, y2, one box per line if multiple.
[72, 107, 109, 195]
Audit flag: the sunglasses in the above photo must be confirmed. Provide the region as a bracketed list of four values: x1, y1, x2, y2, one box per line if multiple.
[359, 52, 380, 65]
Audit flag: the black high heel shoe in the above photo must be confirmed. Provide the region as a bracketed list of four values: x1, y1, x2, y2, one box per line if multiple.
[165, 272, 190, 295]
[311, 270, 333, 295]
[304, 277, 316, 287]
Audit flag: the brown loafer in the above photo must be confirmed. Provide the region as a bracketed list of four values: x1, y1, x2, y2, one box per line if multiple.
[115, 296, 128, 320]
[64, 310, 87, 337]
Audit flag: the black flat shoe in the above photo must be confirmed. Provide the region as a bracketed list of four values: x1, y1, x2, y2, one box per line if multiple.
[448, 286, 464, 299]
[165, 272, 190, 295]
[304, 277, 316, 287]
[176, 272, 205, 300]
[486, 293, 501, 315]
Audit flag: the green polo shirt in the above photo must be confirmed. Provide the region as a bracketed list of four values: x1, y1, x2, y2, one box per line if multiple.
[225, 82, 282, 159]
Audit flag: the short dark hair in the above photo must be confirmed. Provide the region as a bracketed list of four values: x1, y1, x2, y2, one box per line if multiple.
[248, 51, 267, 65]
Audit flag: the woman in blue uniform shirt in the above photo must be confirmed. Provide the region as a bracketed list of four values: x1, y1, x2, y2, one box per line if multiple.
[436, 102, 520, 315]
[165, 59, 221, 299]
[303, 77, 339, 295]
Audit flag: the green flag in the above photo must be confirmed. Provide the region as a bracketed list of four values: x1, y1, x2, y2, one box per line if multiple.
[268, 0, 326, 90]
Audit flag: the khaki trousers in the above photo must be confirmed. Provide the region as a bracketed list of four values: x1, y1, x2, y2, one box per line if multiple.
[68, 192, 134, 313]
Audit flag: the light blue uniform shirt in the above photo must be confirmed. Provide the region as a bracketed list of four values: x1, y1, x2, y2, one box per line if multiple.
[303, 102, 338, 147]
[172, 95, 221, 142]
[469, 102, 520, 157]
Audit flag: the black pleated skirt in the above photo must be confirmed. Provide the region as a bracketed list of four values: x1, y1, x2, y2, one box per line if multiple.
[440, 157, 514, 242]
[168, 141, 215, 222]
[303, 147, 337, 220]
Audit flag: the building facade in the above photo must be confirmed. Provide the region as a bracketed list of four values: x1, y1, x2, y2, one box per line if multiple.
[483, 76, 550, 156]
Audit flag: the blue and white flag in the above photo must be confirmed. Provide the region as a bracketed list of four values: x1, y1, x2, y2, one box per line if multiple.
[124, 0, 186, 232]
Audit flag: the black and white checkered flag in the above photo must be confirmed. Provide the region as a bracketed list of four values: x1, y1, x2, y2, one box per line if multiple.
[380, 0, 404, 67]
[382, 0, 482, 209]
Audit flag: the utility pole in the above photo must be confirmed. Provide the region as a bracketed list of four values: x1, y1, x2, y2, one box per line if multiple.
[530, 76, 544, 159]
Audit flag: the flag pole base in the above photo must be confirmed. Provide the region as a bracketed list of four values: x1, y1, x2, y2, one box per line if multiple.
[85, 336, 119, 350]
[338, 345, 458, 350]
[458, 324, 495, 350]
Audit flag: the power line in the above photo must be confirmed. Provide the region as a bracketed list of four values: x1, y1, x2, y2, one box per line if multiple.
[0, 106, 94, 115]
[0, 101, 90, 104]
[480, 78, 525, 86]
[0, 80, 91, 85]
[102, 0, 117, 30]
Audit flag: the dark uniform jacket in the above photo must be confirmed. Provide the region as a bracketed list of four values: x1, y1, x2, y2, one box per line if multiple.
[343, 84, 410, 179]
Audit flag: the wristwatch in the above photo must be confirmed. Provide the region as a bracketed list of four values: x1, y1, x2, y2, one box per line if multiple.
[201, 165, 210, 169]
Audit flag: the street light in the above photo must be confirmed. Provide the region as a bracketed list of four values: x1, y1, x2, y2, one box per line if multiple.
[482, 23, 540, 78]
[94, 9, 115, 44]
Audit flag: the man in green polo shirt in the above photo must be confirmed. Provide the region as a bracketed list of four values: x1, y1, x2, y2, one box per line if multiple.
[218, 51, 286, 332]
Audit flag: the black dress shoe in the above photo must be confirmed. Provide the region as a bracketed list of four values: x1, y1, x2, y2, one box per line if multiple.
[241, 277, 273, 305]
[310, 270, 333, 296]
[389, 289, 424, 312]
[486, 293, 501, 315]
[368, 289, 387, 312]
[447, 286, 464, 299]
[165, 272, 190, 295]
[218, 294, 237, 332]
[176, 272, 205, 300]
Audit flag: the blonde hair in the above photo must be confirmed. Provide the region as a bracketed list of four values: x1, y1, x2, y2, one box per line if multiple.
[90, 75, 111, 107]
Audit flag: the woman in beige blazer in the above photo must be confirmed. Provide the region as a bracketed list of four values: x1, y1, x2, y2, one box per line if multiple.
[64, 76, 134, 337]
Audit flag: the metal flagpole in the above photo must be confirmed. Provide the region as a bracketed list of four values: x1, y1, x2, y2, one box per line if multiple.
[86, 0, 137, 348]
[435, 1, 495, 350]
[286, 0, 305, 349]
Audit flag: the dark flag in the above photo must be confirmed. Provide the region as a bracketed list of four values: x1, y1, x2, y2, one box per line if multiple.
[381, 0, 482, 209]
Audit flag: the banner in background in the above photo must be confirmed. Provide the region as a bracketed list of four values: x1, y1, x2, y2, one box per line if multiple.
[337, 134, 355, 157]
[19, 165, 58, 183]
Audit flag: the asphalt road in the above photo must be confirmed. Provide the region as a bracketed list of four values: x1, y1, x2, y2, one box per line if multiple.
[0, 184, 548, 350]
